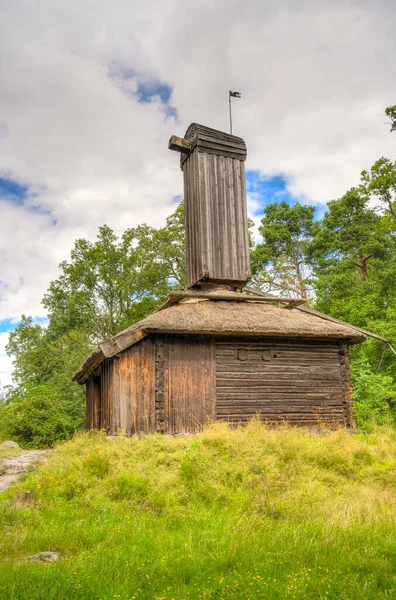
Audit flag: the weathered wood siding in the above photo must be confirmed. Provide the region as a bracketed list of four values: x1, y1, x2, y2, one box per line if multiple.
[215, 337, 351, 426]
[156, 334, 216, 433]
[86, 376, 100, 430]
[86, 333, 355, 434]
[112, 336, 155, 435]
[183, 150, 251, 288]
[100, 358, 114, 433]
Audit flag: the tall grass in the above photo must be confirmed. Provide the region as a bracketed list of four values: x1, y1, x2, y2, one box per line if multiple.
[0, 421, 395, 599]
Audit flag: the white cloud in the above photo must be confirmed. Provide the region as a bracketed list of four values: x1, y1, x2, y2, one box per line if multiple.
[0, 0, 395, 370]
[0, 332, 13, 387]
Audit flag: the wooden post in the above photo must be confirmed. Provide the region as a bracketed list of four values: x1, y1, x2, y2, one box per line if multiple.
[229, 94, 233, 134]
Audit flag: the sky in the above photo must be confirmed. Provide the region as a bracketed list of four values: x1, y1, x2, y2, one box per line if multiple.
[0, 0, 395, 386]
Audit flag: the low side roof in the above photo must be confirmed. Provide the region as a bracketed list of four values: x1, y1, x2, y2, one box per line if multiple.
[73, 298, 367, 384]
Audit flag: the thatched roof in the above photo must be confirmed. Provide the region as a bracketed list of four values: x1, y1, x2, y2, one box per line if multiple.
[138, 299, 365, 340]
[73, 295, 367, 383]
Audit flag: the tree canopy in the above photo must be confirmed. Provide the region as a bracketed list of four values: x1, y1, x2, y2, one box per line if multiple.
[251, 201, 315, 299]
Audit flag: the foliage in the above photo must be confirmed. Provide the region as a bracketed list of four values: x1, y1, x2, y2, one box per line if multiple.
[361, 157, 396, 220]
[1, 318, 90, 447]
[0, 385, 79, 448]
[308, 188, 390, 282]
[6, 317, 90, 394]
[251, 201, 315, 298]
[43, 203, 185, 341]
[351, 357, 396, 427]
[0, 422, 395, 598]
[385, 105, 396, 133]
[3, 204, 185, 447]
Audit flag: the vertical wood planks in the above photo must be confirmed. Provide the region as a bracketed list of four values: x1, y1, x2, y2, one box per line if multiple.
[160, 334, 216, 434]
[92, 376, 101, 430]
[115, 337, 155, 435]
[85, 378, 94, 429]
[184, 150, 251, 288]
[338, 342, 354, 427]
[177, 123, 251, 289]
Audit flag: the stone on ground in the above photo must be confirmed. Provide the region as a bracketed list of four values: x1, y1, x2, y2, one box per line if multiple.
[29, 551, 60, 563]
[1, 441, 21, 449]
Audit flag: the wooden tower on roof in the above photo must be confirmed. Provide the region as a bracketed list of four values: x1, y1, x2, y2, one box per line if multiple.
[169, 124, 251, 289]
[74, 122, 377, 434]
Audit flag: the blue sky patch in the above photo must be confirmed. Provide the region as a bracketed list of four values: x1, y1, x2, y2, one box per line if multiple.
[0, 316, 48, 335]
[0, 176, 57, 223]
[108, 62, 178, 119]
[246, 170, 323, 220]
[0, 177, 28, 202]
[246, 171, 299, 216]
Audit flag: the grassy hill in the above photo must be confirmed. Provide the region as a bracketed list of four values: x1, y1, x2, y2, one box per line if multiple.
[0, 421, 395, 599]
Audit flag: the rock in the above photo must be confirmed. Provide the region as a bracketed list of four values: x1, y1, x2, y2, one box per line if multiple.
[1, 441, 21, 449]
[29, 551, 60, 564]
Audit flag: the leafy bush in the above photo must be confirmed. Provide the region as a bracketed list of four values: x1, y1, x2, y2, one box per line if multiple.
[0, 385, 82, 448]
[352, 357, 396, 427]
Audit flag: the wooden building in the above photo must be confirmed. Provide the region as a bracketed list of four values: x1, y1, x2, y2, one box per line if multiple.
[74, 122, 371, 433]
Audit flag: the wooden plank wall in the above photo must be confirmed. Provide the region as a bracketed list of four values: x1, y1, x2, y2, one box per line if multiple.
[183, 150, 251, 288]
[215, 337, 349, 426]
[157, 334, 216, 434]
[100, 358, 113, 433]
[86, 377, 94, 430]
[338, 342, 354, 427]
[112, 337, 155, 435]
[85, 376, 101, 430]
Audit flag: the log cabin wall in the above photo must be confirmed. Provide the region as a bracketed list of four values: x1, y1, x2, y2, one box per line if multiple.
[215, 336, 352, 426]
[155, 334, 216, 434]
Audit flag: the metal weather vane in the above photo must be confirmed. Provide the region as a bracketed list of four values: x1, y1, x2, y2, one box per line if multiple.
[229, 90, 241, 134]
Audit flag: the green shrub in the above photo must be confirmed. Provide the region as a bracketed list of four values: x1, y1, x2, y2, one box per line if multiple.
[0, 385, 80, 448]
[351, 358, 396, 427]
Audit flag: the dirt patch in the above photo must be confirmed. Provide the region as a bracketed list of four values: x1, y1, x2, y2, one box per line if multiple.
[0, 450, 47, 494]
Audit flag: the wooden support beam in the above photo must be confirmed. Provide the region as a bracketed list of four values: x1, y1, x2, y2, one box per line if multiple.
[160, 290, 307, 305]
[99, 327, 147, 358]
[168, 135, 191, 153]
[156, 293, 188, 312]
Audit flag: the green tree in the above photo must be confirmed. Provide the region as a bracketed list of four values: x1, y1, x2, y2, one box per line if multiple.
[43, 203, 185, 340]
[308, 187, 396, 400]
[385, 105, 396, 133]
[1, 203, 186, 447]
[251, 201, 315, 298]
[361, 158, 396, 220]
[308, 188, 389, 284]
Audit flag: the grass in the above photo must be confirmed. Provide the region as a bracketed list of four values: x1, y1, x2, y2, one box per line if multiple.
[0, 421, 395, 599]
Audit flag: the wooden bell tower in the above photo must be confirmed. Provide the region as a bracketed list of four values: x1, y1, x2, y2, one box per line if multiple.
[169, 123, 251, 290]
